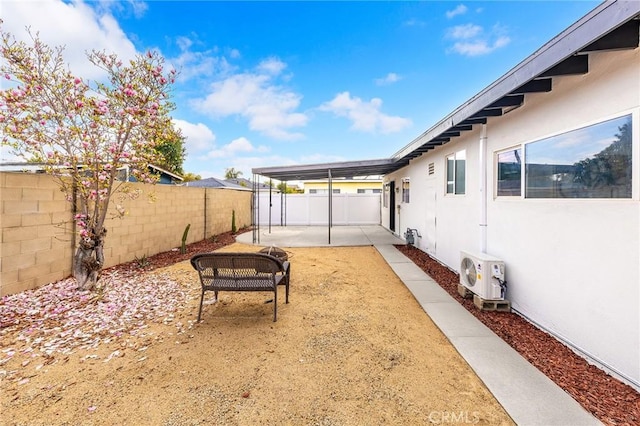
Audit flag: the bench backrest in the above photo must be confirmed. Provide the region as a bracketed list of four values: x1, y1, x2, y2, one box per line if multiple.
[190, 252, 284, 281]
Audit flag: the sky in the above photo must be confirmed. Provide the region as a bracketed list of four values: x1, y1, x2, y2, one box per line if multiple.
[2, 0, 600, 180]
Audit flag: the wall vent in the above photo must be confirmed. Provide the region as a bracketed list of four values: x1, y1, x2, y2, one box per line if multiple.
[428, 163, 435, 175]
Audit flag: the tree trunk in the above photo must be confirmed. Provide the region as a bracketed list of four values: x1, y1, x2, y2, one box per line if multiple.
[73, 228, 106, 291]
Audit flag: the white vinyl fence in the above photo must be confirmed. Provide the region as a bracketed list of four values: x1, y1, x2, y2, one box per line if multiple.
[257, 193, 381, 226]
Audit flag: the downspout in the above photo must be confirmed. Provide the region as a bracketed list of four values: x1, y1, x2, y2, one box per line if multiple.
[479, 123, 488, 253]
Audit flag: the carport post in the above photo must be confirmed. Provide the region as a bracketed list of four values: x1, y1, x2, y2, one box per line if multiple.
[328, 169, 332, 244]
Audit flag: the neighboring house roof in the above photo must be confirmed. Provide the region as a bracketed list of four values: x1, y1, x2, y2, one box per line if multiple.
[225, 177, 279, 192]
[253, 1, 640, 181]
[184, 177, 250, 190]
[149, 165, 183, 182]
[0, 162, 183, 184]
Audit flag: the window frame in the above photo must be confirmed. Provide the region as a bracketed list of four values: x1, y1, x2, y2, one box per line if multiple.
[523, 113, 633, 200]
[383, 183, 390, 207]
[495, 146, 523, 198]
[401, 178, 410, 203]
[445, 150, 466, 195]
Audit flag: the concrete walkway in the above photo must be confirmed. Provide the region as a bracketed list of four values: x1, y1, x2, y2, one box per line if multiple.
[237, 225, 601, 426]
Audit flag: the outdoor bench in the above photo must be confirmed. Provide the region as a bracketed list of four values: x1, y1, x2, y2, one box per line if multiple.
[190, 252, 290, 322]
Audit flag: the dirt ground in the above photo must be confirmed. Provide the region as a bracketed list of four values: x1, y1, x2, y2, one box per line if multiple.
[1, 241, 514, 425]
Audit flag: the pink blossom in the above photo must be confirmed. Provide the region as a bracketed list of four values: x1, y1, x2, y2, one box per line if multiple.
[74, 78, 82, 85]
[4, 73, 10, 80]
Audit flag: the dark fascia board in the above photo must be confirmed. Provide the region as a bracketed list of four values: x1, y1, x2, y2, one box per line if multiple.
[392, 0, 640, 161]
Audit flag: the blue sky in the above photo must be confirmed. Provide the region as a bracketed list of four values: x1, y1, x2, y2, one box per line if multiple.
[2, 0, 600, 180]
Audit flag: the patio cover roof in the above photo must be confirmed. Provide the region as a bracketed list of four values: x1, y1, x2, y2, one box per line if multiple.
[253, 1, 640, 182]
[252, 158, 406, 181]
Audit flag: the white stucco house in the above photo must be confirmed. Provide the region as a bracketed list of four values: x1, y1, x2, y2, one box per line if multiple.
[254, 1, 640, 390]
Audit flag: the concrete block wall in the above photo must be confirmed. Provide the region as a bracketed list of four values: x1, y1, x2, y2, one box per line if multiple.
[0, 172, 74, 296]
[0, 173, 252, 296]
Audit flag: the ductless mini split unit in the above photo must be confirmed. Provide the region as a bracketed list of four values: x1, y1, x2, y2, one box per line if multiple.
[459, 251, 506, 301]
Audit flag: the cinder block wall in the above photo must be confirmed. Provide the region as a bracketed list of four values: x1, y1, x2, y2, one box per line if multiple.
[0, 173, 252, 296]
[0, 172, 74, 296]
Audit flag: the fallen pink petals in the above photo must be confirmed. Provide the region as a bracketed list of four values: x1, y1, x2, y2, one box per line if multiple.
[0, 270, 189, 370]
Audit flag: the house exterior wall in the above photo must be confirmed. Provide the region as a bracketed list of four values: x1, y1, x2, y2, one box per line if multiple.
[304, 180, 382, 194]
[0, 172, 251, 296]
[382, 47, 640, 387]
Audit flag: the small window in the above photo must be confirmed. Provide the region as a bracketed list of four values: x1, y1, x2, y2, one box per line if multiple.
[357, 189, 365, 194]
[446, 150, 466, 195]
[525, 114, 632, 198]
[372, 188, 381, 194]
[309, 189, 317, 194]
[332, 189, 340, 194]
[497, 148, 522, 196]
[383, 183, 390, 207]
[402, 178, 410, 203]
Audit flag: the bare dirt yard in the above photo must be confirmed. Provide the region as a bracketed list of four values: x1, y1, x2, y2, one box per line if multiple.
[3, 231, 638, 425]
[1, 234, 514, 425]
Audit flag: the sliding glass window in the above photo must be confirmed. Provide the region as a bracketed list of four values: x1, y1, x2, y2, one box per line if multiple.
[525, 114, 632, 199]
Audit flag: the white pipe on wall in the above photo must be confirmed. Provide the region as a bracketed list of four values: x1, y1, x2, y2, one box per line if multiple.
[479, 123, 488, 253]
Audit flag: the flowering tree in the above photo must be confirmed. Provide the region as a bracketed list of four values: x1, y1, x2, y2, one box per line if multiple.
[1, 25, 180, 290]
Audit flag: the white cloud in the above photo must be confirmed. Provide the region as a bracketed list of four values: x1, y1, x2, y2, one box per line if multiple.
[403, 18, 426, 27]
[173, 119, 216, 153]
[446, 23, 510, 57]
[170, 49, 233, 82]
[257, 57, 287, 75]
[191, 60, 308, 140]
[3, 0, 138, 80]
[319, 92, 412, 134]
[375, 72, 401, 86]
[446, 4, 468, 19]
[447, 24, 482, 40]
[204, 137, 269, 159]
[450, 35, 511, 56]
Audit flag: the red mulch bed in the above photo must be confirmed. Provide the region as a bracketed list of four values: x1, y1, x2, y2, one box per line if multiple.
[102, 228, 246, 278]
[395, 244, 639, 425]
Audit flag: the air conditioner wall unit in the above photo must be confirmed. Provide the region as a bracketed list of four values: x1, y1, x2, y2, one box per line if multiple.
[460, 251, 506, 300]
